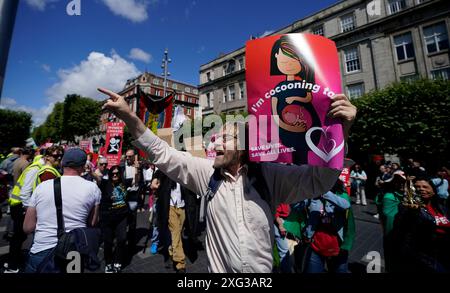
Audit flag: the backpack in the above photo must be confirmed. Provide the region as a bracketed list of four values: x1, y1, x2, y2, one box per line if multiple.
[307, 198, 341, 257]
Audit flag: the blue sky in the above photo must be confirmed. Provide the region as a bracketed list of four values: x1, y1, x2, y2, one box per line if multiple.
[1, 0, 339, 126]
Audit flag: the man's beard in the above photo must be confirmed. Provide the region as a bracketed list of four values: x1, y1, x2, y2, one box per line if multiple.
[213, 150, 241, 170]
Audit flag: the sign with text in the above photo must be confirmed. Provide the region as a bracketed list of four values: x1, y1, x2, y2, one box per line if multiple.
[246, 33, 344, 169]
[104, 122, 125, 168]
[79, 139, 93, 153]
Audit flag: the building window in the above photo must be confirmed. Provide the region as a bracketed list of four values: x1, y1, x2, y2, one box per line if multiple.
[153, 79, 160, 85]
[206, 71, 212, 82]
[394, 32, 415, 61]
[186, 108, 192, 115]
[312, 25, 324, 36]
[239, 82, 245, 100]
[206, 92, 213, 108]
[423, 23, 449, 54]
[400, 74, 419, 83]
[238, 58, 244, 70]
[344, 47, 361, 73]
[431, 67, 450, 80]
[185, 87, 191, 93]
[172, 83, 177, 90]
[228, 85, 235, 101]
[156, 90, 161, 96]
[347, 83, 364, 99]
[223, 65, 227, 76]
[340, 13, 355, 33]
[388, 0, 406, 15]
[226, 61, 236, 75]
[193, 89, 198, 94]
[222, 88, 227, 103]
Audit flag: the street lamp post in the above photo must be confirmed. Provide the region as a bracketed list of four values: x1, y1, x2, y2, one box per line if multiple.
[161, 48, 171, 97]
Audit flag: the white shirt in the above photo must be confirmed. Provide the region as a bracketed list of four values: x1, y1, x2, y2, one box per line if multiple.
[134, 129, 340, 273]
[125, 164, 136, 180]
[29, 176, 101, 254]
[170, 183, 185, 208]
[20, 158, 45, 207]
[143, 167, 154, 182]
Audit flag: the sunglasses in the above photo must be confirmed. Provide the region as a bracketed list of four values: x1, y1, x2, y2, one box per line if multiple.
[112, 172, 120, 176]
[100, 163, 107, 166]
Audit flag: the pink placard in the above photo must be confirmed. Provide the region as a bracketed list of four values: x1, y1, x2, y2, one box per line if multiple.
[246, 33, 344, 169]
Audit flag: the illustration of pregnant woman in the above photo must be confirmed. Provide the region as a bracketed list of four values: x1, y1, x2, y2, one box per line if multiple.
[270, 35, 321, 165]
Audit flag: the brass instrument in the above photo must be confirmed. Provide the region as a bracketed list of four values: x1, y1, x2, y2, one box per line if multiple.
[402, 178, 423, 209]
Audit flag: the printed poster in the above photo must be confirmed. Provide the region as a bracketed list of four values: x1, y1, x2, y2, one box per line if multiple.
[246, 33, 344, 169]
[104, 122, 125, 168]
[79, 139, 93, 153]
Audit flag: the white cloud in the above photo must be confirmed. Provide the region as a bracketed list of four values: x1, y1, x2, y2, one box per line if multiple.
[2, 51, 140, 126]
[46, 51, 140, 102]
[0, 97, 17, 107]
[0, 98, 54, 126]
[101, 0, 150, 23]
[25, 0, 58, 11]
[42, 64, 51, 73]
[128, 48, 152, 63]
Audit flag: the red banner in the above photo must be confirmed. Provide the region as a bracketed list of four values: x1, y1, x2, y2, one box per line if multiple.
[104, 122, 125, 168]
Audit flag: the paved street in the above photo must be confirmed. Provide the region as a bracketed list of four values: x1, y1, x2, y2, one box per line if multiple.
[0, 197, 384, 273]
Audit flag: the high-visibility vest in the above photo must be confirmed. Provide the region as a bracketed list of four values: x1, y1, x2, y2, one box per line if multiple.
[9, 161, 43, 206]
[33, 155, 43, 164]
[34, 165, 61, 188]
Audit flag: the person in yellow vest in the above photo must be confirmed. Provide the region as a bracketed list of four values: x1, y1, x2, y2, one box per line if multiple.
[34, 146, 63, 188]
[3, 155, 45, 273]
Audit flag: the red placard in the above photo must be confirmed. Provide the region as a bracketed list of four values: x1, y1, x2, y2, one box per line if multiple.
[104, 122, 125, 168]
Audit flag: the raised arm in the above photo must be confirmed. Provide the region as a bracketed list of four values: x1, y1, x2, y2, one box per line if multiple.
[261, 163, 341, 209]
[98, 88, 213, 196]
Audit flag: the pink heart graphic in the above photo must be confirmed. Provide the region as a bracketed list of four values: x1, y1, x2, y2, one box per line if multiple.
[323, 139, 337, 155]
[305, 127, 344, 163]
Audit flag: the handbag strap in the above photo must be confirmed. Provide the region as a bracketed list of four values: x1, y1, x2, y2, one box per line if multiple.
[53, 177, 65, 239]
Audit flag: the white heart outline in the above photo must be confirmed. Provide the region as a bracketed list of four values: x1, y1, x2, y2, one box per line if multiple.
[305, 126, 344, 163]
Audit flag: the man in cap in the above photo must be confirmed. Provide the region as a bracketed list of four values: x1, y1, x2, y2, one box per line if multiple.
[23, 148, 101, 273]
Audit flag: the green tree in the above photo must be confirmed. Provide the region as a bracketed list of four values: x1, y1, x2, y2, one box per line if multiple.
[349, 79, 450, 167]
[62, 94, 101, 142]
[32, 95, 101, 144]
[0, 109, 32, 154]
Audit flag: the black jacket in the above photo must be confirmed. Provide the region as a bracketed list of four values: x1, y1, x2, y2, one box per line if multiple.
[154, 170, 199, 238]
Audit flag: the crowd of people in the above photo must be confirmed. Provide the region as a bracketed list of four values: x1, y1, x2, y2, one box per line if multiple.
[0, 87, 448, 273]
